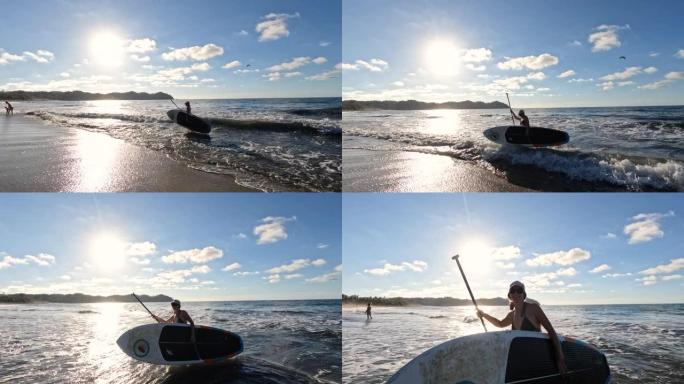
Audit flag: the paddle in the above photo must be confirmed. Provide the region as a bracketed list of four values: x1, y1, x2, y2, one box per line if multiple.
[506, 92, 515, 125]
[170, 99, 181, 110]
[132, 292, 159, 323]
[451, 254, 487, 332]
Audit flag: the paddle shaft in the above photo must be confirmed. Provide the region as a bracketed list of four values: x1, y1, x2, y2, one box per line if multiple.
[170, 99, 180, 110]
[132, 293, 159, 322]
[452, 254, 487, 332]
[506, 93, 515, 125]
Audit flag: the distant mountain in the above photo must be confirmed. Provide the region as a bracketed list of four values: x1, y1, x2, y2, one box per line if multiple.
[342, 99, 509, 111]
[0, 293, 173, 303]
[342, 294, 509, 307]
[0, 90, 173, 101]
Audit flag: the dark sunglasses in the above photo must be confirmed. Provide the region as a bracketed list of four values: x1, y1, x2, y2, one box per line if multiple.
[509, 287, 524, 294]
[171, 303, 180, 307]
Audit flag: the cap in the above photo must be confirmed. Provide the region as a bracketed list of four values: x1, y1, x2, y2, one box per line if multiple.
[509, 281, 525, 291]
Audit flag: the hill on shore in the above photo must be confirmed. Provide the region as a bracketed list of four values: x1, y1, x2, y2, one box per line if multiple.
[342, 99, 509, 111]
[0, 293, 172, 303]
[0, 90, 173, 101]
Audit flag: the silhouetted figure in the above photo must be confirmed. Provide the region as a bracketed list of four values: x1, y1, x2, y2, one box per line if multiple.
[511, 109, 530, 127]
[4, 101, 13, 115]
[185, 101, 191, 115]
[366, 303, 372, 320]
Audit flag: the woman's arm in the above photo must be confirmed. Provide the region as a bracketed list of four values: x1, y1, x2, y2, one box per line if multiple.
[536, 306, 567, 374]
[477, 309, 513, 328]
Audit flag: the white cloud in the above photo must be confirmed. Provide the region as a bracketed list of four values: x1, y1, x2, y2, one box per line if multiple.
[238, 30, 249, 36]
[284, 273, 303, 280]
[665, 71, 684, 80]
[590, 264, 611, 273]
[222, 60, 242, 69]
[305, 69, 340, 81]
[588, 24, 629, 52]
[306, 265, 342, 283]
[462, 48, 492, 62]
[317, 243, 329, 249]
[598, 81, 615, 91]
[284, 71, 301, 77]
[570, 40, 583, 47]
[266, 274, 281, 283]
[311, 259, 327, 267]
[676, 49, 684, 59]
[161, 44, 224, 61]
[557, 267, 578, 276]
[320, 41, 331, 47]
[21, 50, 54, 64]
[662, 274, 681, 281]
[234, 271, 259, 277]
[125, 241, 156, 256]
[603, 233, 617, 239]
[24, 253, 56, 266]
[527, 71, 546, 80]
[341, 58, 389, 72]
[254, 216, 295, 244]
[624, 211, 674, 244]
[130, 54, 150, 62]
[256, 12, 300, 42]
[268, 57, 311, 72]
[364, 260, 428, 276]
[568, 78, 594, 83]
[161, 246, 223, 263]
[60, 72, 70, 78]
[600, 66, 642, 81]
[126, 38, 156, 53]
[497, 53, 559, 70]
[557, 70, 576, 78]
[221, 262, 241, 271]
[526, 248, 591, 267]
[129, 257, 151, 265]
[636, 275, 658, 286]
[266, 258, 312, 274]
[643, 66, 658, 74]
[465, 63, 486, 71]
[60, 275, 71, 280]
[312, 57, 327, 64]
[602, 272, 632, 278]
[639, 258, 684, 275]
[490, 246, 521, 260]
[392, 81, 405, 87]
[263, 72, 281, 81]
[639, 79, 672, 90]
[0, 50, 25, 65]
[649, 52, 660, 57]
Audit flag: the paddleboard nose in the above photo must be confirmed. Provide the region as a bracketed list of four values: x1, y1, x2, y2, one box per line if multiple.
[116, 332, 129, 353]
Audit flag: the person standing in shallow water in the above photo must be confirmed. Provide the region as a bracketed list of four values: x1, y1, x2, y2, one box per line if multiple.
[366, 303, 372, 319]
[511, 109, 530, 127]
[476, 281, 566, 375]
[4, 101, 13, 115]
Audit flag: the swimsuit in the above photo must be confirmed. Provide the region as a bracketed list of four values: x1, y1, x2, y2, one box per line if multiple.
[512, 302, 540, 332]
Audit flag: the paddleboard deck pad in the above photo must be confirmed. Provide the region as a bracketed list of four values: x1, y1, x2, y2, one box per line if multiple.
[387, 330, 610, 384]
[167, 109, 211, 134]
[483, 126, 569, 147]
[117, 323, 243, 365]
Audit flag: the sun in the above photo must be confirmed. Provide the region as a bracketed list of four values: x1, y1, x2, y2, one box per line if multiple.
[89, 232, 126, 272]
[89, 31, 125, 68]
[455, 238, 494, 276]
[424, 39, 461, 77]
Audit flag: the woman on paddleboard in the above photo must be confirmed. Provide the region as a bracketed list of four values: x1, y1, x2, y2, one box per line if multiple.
[511, 109, 530, 127]
[476, 281, 566, 374]
[152, 299, 197, 342]
[185, 101, 192, 115]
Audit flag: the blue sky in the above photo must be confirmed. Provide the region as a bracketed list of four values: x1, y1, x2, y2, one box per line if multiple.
[0, 0, 341, 99]
[0, 194, 341, 301]
[343, 194, 684, 305]
[342, 0, 684, 107]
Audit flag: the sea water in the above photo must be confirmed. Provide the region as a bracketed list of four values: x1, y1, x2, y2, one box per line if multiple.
[21, 98, 341, 192]
[343, 106, 684, 191]
[0, 299, 341, 383]
[342, 304, 684, 384]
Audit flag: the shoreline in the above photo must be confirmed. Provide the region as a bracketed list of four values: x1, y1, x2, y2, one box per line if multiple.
[343, 147, 532, 192]
[0, 114, 259, 192]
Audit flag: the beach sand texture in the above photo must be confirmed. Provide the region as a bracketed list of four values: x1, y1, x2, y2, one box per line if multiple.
[0, 114, 256, 192]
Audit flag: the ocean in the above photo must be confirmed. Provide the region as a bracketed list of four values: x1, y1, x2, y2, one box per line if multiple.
[21, 98, 341, 192]
[342, 304, 684, 384]
[0, 299, 341, 383]
[343, 106, 684, 191]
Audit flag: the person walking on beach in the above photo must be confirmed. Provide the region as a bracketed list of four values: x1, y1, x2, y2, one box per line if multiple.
[4, 101, 13, 115]
[510, 109, 529, 127]
[152, 299, 197, 343]
[185, 101, 192, 115]
[366, 303, 372, 319]
[476, 281, 566, 375]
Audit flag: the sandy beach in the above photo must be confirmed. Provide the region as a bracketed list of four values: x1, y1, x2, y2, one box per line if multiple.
[0, 114, 257, 192]
[343, 148, 531, 192]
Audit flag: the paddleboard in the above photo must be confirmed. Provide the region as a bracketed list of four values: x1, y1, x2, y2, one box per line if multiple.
[116, 323, 243, 365]
[483, 126, 569, 147]
[167, 109, 211, 134]
[387, 330, 610, 384]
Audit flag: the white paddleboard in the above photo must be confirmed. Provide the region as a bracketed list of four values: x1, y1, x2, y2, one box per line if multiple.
[116, 323, 243, 365]
[387, 330, 610, 384]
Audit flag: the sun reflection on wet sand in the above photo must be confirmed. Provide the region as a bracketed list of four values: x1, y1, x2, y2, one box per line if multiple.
[74, 129, 122, 191]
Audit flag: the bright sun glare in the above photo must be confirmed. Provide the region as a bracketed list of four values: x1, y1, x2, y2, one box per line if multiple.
[90, 31, 125, 68]
[458, 238, 493, 276]
[424, 40, 461, 77]
[89, 232, 126, 272]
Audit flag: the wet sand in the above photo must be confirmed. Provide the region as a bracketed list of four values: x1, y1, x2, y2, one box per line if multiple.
[343, 148, 531, 192]
[0, 114, 257, 192]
